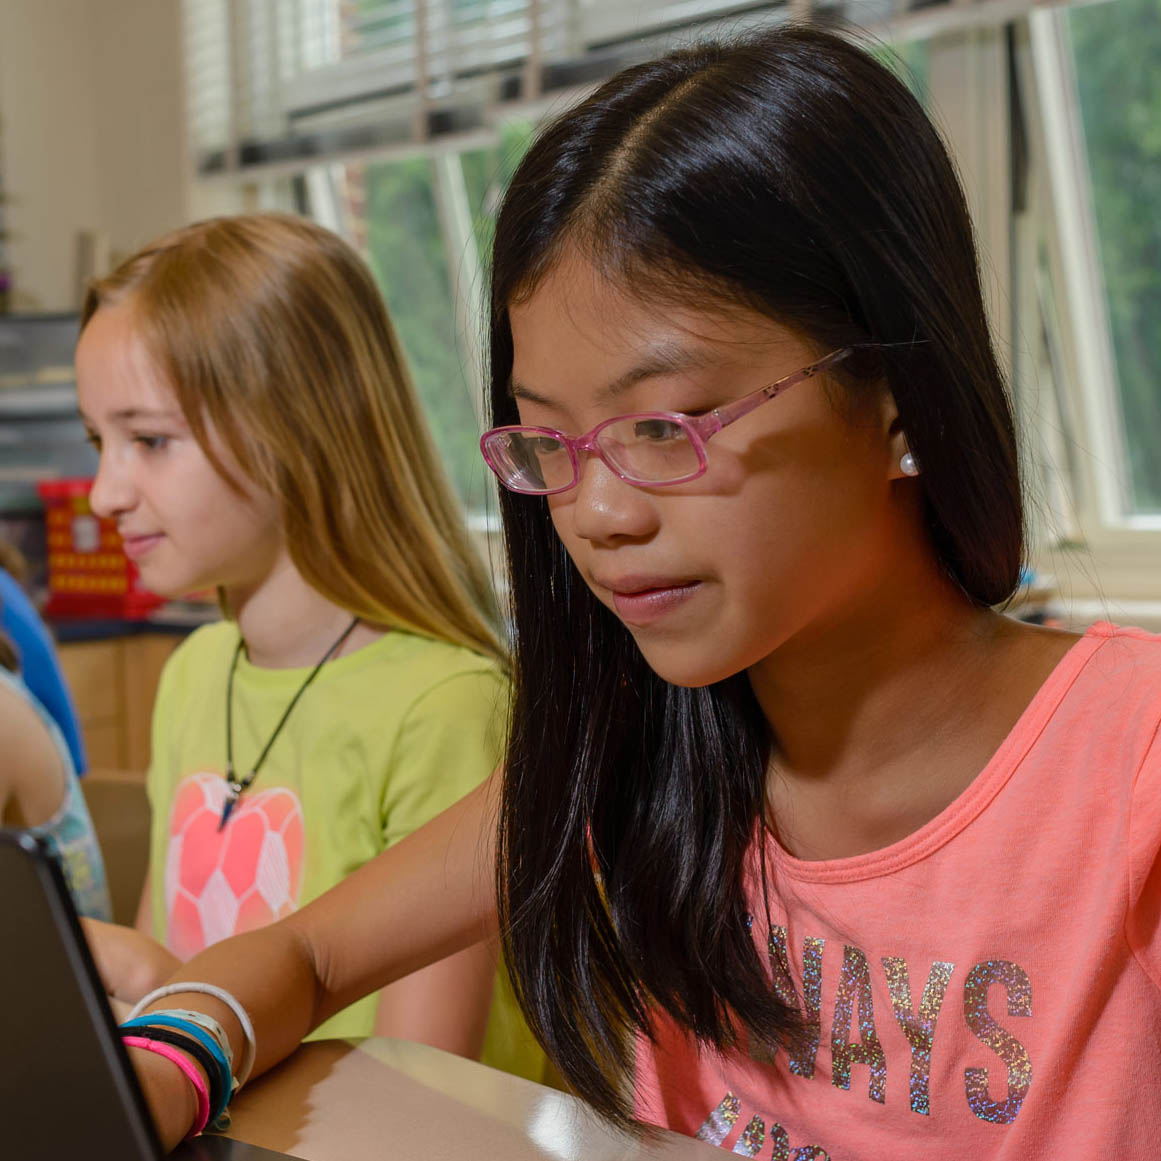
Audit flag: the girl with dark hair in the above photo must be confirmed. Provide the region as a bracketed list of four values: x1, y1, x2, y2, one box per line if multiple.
[111, 26, 1161, 1159]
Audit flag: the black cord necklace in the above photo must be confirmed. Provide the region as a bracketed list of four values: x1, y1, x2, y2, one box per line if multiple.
[218, 616, 360, 830]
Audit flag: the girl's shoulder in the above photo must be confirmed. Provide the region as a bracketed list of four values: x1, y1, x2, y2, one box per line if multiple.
[343, 629, 507, 700]
[1067, 622, 1161, 766]
[338, 625, 498, 671]
[312, 632, 508, 753]
[1087, 620, 1161, 648]
[1081, 621, 1161, 696]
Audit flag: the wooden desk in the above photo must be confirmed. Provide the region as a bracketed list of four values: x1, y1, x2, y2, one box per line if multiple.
[225, 1038, 719, 1161]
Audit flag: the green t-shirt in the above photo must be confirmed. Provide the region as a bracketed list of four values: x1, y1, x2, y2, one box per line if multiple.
[147, 620, 543, 1080]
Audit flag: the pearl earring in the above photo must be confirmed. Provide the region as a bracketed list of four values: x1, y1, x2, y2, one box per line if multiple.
[900, 451, 919, 477]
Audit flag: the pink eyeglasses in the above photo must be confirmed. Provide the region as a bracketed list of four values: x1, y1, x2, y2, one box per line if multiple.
[481, 348, 852, 495]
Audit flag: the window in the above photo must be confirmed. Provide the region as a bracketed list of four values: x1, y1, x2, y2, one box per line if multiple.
[184, 0, 1161, 610]
[1015, 5, 1161, 621]
[336, 156, 488, 511]
[875, 37, 929, 106]
[305, 122, 536, 513]
[460, 121, 536, 270]
[1065, 0, 1161, 516]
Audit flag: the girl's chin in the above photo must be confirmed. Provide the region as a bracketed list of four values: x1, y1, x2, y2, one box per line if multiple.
[633, 641, 749, 689]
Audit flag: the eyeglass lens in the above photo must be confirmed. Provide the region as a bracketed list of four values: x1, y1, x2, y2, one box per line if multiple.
[486, 432, 572, 492]
[487, 417, 702, 493]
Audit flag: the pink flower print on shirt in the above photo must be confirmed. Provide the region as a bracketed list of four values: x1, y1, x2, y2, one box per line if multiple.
[164, 772, 305, 961]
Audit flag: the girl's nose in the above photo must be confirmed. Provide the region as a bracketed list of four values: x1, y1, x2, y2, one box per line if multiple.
[87, 448, 135, 520]
[569, 453, 659, 545]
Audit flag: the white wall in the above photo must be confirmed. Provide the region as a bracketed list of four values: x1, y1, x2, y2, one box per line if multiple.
[0, 0, 188, 311]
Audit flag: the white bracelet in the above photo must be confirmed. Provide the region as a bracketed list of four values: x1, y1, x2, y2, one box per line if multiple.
[128, 982, 257, 1085]
[161, 1009, 231, 1054]
[157, 1009, 240, 1093]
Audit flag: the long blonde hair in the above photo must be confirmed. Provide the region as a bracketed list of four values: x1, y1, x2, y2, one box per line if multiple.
[82, 212, 504, 664]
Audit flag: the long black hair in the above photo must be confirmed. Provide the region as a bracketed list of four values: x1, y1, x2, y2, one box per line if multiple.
[491, 25, 1023, 1127]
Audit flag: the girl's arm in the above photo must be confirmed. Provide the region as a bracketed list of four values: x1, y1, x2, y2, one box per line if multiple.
[133, 771, 500, 1151]
[371, 944, 496, 1057]
[0, 678, 67, 825]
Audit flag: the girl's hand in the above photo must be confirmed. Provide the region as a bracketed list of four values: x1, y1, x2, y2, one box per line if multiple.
[82, 917, 181, 1003]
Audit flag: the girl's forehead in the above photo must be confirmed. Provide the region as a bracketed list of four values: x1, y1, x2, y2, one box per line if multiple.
[75, 304, 180, 417]
[509, 259, 806, 395]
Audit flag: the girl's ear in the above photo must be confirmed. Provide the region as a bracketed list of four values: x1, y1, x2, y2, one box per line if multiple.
[882, 396, 919, 481]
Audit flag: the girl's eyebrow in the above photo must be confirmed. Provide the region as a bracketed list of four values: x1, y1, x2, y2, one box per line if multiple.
[111, 407, 185, 422]
[510, 342, 718, 408]
[77, 407, 185, 424]
[509, 381, 556, 407]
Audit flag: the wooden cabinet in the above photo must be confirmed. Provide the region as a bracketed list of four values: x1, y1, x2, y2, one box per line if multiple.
[58, 634, 182, 773]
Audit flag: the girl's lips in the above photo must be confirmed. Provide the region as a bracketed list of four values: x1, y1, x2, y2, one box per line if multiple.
[120, 532, 164, 561]
[611, 580, 702, 627]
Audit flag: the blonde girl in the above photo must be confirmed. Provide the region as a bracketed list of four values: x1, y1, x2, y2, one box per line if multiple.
[79, 213, 542, 1080]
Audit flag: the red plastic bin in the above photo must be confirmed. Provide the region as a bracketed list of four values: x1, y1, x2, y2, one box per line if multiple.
[37, 478, 165, 620]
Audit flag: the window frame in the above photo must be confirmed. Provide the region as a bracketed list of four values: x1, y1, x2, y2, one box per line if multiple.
[1027, 10, 1161, 536]
[185, 2, 1161, 611]
[1011, 9, 1161, 617]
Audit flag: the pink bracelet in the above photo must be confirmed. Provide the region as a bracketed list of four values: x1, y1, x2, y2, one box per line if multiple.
[123, 1034, 211, 1138]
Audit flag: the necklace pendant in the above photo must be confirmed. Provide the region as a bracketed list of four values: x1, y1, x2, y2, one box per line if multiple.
[221, 616, 358, 834]
[218, 781, 244, 831]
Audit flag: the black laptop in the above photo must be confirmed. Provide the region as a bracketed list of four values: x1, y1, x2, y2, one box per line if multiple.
[0, 828, 305, 1160]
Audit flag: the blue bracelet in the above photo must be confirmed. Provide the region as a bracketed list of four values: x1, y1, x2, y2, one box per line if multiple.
[120, 1014, 234, 1126]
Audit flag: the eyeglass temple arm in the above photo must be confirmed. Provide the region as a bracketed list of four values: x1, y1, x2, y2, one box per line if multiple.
[686, 348, 853, 440]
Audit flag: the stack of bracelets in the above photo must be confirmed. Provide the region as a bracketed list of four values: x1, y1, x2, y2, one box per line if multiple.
[118, 983, 257, 1139]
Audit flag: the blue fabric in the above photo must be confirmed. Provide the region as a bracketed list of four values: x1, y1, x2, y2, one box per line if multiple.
[0, 568, 87, 774]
